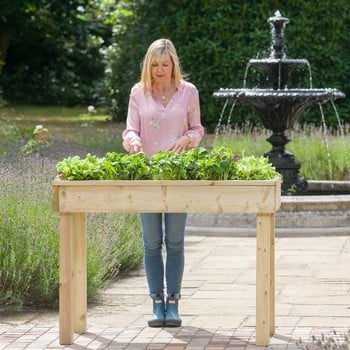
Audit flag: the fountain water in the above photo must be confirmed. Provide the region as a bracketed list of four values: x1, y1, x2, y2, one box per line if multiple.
[213, 11, 345, 194]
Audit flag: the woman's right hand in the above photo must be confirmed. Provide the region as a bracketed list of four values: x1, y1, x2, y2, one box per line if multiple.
[166, 135, 192, 153]
[129, 140, 143, 154]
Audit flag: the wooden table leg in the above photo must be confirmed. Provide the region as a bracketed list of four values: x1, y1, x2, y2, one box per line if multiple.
[59, 213, 74, 345]
[256, 213, 274, 346]
[72, 213, 87, 333]
[270, 214, 275, 336]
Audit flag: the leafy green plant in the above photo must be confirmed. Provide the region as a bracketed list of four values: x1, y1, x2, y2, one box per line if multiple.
[109, 152, 152, 180]
[55, 154, 106, 180]
[56, 147, 280, 181]
[150, 151, 187, 180]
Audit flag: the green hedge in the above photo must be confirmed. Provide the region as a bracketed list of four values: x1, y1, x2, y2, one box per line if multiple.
[107, 0, 349, 130]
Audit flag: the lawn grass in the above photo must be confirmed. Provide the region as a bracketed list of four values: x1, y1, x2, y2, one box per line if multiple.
[2, 105, 350, 179]
[1, 104, 110, 122]
[0, 104, 125, 154]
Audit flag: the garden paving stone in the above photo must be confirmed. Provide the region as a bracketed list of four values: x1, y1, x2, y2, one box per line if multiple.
[0, 233, 349, 349]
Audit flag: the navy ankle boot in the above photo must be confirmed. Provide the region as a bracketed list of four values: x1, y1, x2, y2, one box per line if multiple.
[165, 293, 181, 327]
[148, 293, 165, 327]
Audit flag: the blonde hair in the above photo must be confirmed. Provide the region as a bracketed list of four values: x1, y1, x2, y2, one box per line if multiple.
[140, 38, 184, 93]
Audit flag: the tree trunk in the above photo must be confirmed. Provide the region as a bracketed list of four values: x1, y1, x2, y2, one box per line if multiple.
[0, 31, 10, 63]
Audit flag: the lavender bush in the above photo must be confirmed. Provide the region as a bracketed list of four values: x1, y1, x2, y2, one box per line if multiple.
[296, 329, 350, 350]
[0, 138, 143, 310]
[210, 122, 350, 180]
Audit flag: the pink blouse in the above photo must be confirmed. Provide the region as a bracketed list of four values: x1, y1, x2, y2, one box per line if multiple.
[122, 80, 204, 157]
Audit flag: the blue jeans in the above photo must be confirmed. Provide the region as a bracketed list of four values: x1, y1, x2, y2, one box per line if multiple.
[140, 213, 187, 295]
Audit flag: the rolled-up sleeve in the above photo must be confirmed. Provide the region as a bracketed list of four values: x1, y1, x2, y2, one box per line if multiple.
[122, 89, 141, 152]
[184, 86, 204, 148]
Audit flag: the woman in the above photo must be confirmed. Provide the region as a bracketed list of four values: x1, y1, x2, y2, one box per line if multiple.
[122, 38, 204, 327]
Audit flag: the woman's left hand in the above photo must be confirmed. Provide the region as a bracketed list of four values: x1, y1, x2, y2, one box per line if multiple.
[166, 135, 192, 153]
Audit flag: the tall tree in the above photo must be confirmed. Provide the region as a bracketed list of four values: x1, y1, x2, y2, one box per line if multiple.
[0, 0, 26, 62]
[0, 0, 112, 105]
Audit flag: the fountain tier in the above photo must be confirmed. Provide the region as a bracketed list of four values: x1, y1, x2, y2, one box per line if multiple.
[248, 58, 309, 89]
[214, 88, 345, 132]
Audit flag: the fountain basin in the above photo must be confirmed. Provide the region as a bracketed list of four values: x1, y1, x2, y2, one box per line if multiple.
[306, 180, 350, 195]
[213, 88, 345, 131]
[186, 181, 350, 236]
[213, 88, 345, 99]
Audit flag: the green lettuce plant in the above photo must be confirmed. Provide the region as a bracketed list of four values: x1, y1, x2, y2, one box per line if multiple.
[56, 147, 280, 181]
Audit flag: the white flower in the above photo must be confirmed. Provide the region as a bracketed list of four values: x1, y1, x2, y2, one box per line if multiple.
[87, 105, 95, 113]
[33, 124, 48, 135]
[32, 124, 48, 140]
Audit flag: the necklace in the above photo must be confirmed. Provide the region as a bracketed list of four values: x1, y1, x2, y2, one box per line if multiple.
[153, 85, 175, 102]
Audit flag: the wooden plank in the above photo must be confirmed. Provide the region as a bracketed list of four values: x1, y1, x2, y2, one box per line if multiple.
[256, 213, 272, 346]
[72, 213, 87, 334]
[55, 180, 280, 214]
[52, 179, 280, 187]
[52, 185, 59, 212]
[59, 213, 74, 345]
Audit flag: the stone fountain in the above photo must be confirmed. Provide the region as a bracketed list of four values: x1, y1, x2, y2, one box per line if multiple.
[213, 11, 345, 194]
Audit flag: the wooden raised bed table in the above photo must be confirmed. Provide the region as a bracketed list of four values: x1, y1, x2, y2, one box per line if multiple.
[52, 178, 281, 346]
